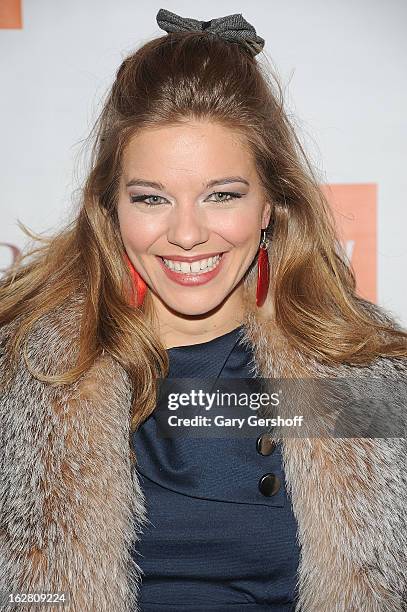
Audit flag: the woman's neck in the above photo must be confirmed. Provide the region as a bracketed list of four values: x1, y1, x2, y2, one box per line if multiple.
[162, 320, 244, 349]
[150, 296, 245, 349]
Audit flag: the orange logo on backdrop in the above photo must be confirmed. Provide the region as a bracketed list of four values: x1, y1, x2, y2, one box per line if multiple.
[0, 0, 22, 28]
[321, 183, 377, 303]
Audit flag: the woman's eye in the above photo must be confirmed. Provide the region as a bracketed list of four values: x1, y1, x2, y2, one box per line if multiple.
[129, 194, 166, 207]
[208, 191, 242, 203]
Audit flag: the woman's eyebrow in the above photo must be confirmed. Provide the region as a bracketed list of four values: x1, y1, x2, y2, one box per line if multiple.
[206, 176, 250, 188]
[125, 176, 250, 189]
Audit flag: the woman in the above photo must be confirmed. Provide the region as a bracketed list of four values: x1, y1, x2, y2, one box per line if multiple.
[1, 7, 406, 612]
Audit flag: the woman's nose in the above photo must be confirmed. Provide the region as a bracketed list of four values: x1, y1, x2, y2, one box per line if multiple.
[166, 204, 210, 250]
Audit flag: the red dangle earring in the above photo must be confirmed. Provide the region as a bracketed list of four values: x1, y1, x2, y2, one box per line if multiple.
[123, 252, 148, 307]
[256, 228, 270, 307]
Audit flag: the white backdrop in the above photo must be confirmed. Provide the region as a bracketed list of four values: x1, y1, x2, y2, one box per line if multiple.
[1, 0, 406, 325]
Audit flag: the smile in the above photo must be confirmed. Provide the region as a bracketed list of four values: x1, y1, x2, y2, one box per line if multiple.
[162, 254, 222, 274]
[156, 252, 226, 286]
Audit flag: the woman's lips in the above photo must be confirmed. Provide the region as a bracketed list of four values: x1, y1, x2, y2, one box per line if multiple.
[156, 253, 225, 286]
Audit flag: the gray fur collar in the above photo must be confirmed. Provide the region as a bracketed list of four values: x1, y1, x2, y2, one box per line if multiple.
[0, 291, 406, 611]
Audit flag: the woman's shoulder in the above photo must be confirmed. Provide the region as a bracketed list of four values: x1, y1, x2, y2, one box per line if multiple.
[337, 295, 407, 375]
[0, 290, 126, 424]
[0, 292, 85, 383]
[355, 295, 405, 330]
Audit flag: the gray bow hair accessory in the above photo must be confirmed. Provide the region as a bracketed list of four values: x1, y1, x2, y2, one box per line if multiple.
[156, 8, 265, 58]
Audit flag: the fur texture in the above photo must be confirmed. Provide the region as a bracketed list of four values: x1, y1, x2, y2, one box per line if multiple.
[0, 290, 406, 612]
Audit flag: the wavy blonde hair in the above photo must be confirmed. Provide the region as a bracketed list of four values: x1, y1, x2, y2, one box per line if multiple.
[1, 31, 406, 431]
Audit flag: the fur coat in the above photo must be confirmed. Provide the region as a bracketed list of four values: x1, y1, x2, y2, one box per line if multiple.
[0, 288, 406, 612]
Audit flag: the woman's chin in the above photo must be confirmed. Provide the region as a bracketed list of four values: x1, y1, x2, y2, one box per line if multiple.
[154, 290, 229, 317]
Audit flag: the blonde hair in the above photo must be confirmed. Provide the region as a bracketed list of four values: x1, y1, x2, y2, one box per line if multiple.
[1, 31, 406, 431]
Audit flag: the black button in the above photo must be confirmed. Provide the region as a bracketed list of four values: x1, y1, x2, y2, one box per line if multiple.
[258, 473, 280, 496]
[256, 434, 277, 456]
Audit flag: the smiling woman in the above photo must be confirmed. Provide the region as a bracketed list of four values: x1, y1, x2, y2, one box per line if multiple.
[117, 121, 271, 348]
[1, 6, 407, 612]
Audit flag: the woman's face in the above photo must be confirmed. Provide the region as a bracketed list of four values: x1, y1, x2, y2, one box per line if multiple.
[117, 120, 271, 319]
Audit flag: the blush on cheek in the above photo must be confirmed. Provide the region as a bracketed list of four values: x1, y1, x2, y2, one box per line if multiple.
[118, 221, 150, 257]
[219, 210, 261, 245]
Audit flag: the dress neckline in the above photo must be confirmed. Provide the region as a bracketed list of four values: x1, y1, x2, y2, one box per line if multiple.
[167, 324, 244, 351]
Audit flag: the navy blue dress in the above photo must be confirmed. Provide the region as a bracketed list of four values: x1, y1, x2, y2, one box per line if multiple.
[131, 325, 300, 611]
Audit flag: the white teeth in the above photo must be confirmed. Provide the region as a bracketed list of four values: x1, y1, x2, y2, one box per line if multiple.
[191, 261, 202, 273]
[162, 254, 221, 274]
